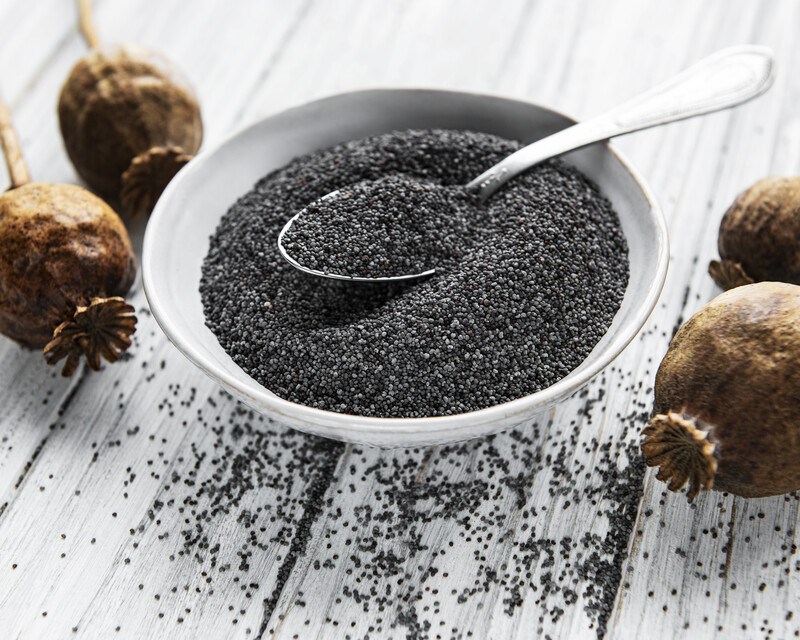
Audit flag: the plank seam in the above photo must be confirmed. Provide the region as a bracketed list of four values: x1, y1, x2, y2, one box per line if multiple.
[256, 440, 345, 639]
[228, 0, 318, 129]
[0, 366, 88, 527]
[8, 0, 112, 109]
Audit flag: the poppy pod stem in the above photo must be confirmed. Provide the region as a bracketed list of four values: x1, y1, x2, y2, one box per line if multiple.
[0, 98, 31, 189]
[78, 0, 101, 50]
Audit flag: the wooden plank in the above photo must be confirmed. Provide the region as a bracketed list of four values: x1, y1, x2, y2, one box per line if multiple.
[0, 0, 314, 496]
[0, 0, 93, 107]
[259, 378, 654, 639]
[243, 0, 530, 117]
[256, 2, 738, 638]
[0, 0, 111, 517]
[0, 2, 326, 638]
[608, 2, 800, 638]
[0, 1, 798, 639]
[2, 1, 537, 636]
[0, 315, 343, 638]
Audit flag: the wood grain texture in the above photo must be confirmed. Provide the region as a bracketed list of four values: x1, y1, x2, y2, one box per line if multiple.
[0, 1, 798, 639]
[608, 3, 800, 638]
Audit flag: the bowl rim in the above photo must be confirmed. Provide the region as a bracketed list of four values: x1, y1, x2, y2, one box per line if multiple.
[143, 87, 669, 434]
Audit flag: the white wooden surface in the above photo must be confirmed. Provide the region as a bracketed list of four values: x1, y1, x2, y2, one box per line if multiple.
[0, 1, 798, 639]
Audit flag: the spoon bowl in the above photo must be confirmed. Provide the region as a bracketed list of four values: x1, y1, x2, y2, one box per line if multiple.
[277, 189, 437, 283]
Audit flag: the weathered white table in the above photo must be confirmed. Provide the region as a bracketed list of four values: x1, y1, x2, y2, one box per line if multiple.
[1, 1, 798, 638]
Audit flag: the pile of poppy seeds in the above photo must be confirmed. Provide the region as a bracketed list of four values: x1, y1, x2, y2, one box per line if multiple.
[280, 175, 476, 278]
[201, 129, 629, 418]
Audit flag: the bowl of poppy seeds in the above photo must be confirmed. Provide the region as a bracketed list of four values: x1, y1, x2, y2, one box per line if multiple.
[143, 89, 668, 447]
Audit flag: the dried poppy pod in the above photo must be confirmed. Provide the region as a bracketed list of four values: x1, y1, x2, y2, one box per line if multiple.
[0, 99, 137, 376]
[709, 177, 800, 290]
[58, 0, 202, 216]
[642, 282, 800, 499]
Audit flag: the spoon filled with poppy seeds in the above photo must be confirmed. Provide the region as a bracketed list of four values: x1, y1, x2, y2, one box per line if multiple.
[278, 46, 774, 281]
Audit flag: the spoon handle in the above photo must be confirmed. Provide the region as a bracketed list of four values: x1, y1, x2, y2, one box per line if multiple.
[468, 45, 775, 200]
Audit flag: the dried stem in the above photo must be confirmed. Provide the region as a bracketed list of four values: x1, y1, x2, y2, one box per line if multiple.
[78, 0, 101, 50]
[0, 97, 30, 189]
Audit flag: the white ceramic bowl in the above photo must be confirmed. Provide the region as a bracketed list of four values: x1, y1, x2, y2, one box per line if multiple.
[143, 89, 668, 447]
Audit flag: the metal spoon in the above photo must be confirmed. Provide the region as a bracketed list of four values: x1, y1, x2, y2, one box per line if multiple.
[278, 45, 775, 282]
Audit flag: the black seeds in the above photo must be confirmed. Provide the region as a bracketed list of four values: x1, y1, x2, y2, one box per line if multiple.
[281, 175, 475, 278]
[201, 128, 628, 418]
